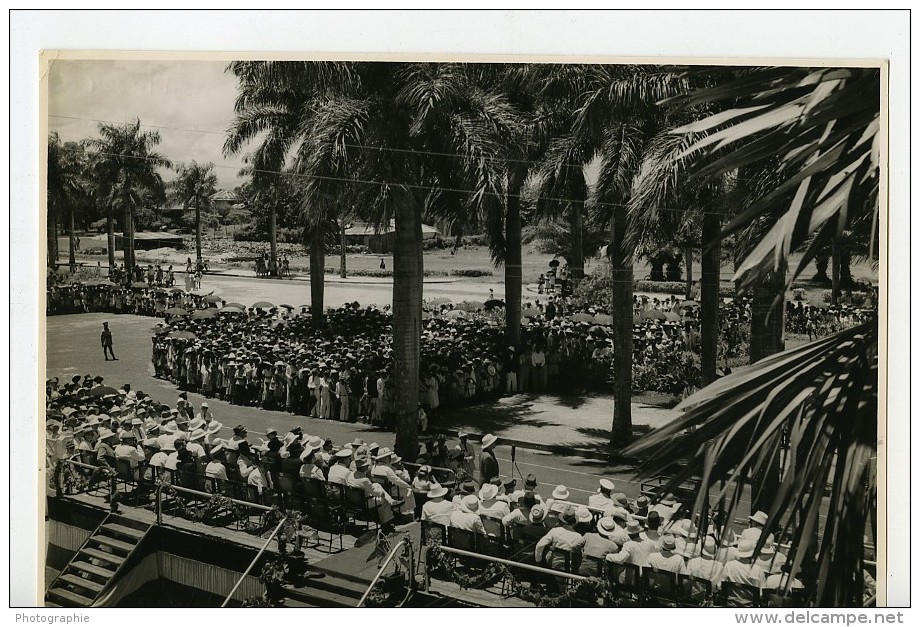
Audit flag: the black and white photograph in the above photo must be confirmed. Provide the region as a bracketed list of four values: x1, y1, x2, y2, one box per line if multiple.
[10, 10, 910, 618]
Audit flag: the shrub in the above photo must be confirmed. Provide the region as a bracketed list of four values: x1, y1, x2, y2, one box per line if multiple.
[634, 280, 736, 298]
[450, 268, 493, 277]
[346, 244, 369, 254]
[461, 234, 489, 247]
[422, 237, 447, 250]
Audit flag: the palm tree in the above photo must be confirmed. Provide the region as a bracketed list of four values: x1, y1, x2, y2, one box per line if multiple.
[224, 61, 357, 324]
[171, 161, 217, 267]
[535, 64, 688, 446]
[227, 62, 517, 459]
[47, 132, 84, 268]
[86, 120, 169, 276]
[625, 66, 880, 605]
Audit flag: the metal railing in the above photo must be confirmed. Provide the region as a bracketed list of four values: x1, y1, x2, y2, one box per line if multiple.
[434, 545, 590, 583]
[356, 533, 416, 607]
[220, 515, 289, 607]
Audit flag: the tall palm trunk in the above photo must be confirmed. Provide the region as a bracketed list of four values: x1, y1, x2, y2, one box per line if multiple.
[610, 205, 634, 448]
[195, 201, 203, 268]
[269, 205, 277, 276]
[749, 267, 786, 364]
[392, 198, 423, 461]
[48, 200, 59, 267]
[831, 235, 842, 304]
[106, 205, 116, 272]
[748, 265, 786, 513]
[569, 203, 585, 281]
[504, 166, 525, 347]
[684, 246, 693, 300]
[123, 197, 135, 277]
[308, 225, 325, 327]
[68, 206, 77, 269]
[700, 209, 721, 385]
[339, 217, 347, 278]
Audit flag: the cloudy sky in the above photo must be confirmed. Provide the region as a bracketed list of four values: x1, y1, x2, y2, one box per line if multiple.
[48, 59, 247, 190]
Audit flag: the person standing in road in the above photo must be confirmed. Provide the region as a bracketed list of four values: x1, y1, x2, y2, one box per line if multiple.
[101, 322, 117, 361]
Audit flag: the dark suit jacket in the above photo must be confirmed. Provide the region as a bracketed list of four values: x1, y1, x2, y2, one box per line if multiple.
[479, 451, 499, 484]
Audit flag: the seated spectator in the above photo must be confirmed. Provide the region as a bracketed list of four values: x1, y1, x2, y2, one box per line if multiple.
[622, 519, 657, 568]
[740, 510, 768, 543]
[502, 491, 539, 527]
[421, 485, 456, 525]
[449, 495, 487, 536]
[327, 449, 353, 485]
[534, 507, 585, 571]
[580, 517, 625, 574]
[346, 457, 396, 526]
[650, 493, 681, 523]
[204, 443, 228, 482]
[646, 534, 686, 575]
[686, 536, 724, 587]
[720, 539, 767, 607]
[588, 478, 616, 510]
[478, 483, 510, 519]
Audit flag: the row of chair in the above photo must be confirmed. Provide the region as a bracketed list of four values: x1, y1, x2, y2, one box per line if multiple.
[421, 521, 808, 608]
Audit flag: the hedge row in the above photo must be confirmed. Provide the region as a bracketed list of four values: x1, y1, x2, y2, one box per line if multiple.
[634, 280, 735, 298]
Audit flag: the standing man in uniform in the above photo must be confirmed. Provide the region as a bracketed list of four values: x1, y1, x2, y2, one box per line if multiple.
[479, 433, 499, 485]
[101, 322, 117, 361]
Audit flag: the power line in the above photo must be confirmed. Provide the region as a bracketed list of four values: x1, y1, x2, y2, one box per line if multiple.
[55, 144, 731, 218]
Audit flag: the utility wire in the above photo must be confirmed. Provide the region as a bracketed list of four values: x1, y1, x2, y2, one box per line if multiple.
[55, 144, 732, 218]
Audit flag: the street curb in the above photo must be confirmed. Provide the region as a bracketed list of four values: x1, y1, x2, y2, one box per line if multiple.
[205, 270, 460, 285]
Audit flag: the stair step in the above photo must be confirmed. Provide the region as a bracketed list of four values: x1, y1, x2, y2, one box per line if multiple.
[101, 523, 146, 539]
[70, 561, 117, 579]
[284, 589, 355, 608]
[108, 515, 151, 532]
[290, 574, 368, 598]
[59, 574, 105, 593]
[90, 535, 135, 552]
[44, 601, 62, 608]
[47, 587, 94, 607]
[79, 547, 126, 565]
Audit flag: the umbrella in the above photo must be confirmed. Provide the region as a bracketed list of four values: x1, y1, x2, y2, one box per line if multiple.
[90, 385, 119, 397]
[571, 312, 593, 322]
[191, 308, 217, 320]
[641, 310, 667, 321]
[165, 307, 188, 316]
[521, 307, 541, 318]
[131, 281, 149, 288]
[253, 301, 275, 309]
[592, 313, 613, 325]
[95, 279, 116, 287]
[224, 302, 246, 310]
[633, 315, 643, 325]
[202, 294, 222, 304]
[279, 304, 295, 310]
[588, 325, 608, 337]
[663, 311, 681, 322]
[484, 299, 505, 309]
[429, 297, 452, 306]
[168, 330, 197, 340]
[170, 287, 185, 293]
[445, 310, 466, 319]
[155, 287, 171, 294]
[680, 300, 699, 308]
[548, 259, 560, 267]
[219, 306, 244, 314]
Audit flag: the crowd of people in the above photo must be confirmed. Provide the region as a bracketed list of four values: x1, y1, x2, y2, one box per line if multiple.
[47, 272, 878, 410]
[46, 372, 874, 607]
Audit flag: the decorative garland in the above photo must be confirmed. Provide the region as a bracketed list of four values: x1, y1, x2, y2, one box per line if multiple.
[54, 459, 115, 497]
[425, 543, 613, 608]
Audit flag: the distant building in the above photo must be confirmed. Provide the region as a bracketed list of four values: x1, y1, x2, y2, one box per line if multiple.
[344, 219, 440, 253]
[210, 189, 240, 214]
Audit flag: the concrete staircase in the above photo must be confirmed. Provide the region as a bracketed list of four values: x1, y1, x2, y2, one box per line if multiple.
[281, 563, 372, 608]
[46, 514, 151, 608]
